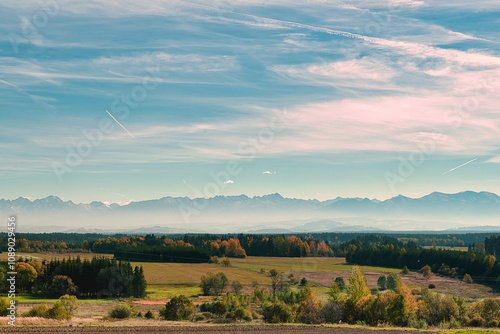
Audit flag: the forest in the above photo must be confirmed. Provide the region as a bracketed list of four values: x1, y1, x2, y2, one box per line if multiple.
[0, 257, 146, 299]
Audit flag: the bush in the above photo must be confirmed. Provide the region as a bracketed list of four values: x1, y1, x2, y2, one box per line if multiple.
[59, 295, 78, 315]
[487, 319, 499, 328]
[377, 275, 386, 290]
[334, 276, 345, 290]
[233, 306, 252, 321]
[300, 277, 308, 286]
[22, 301, 71, 320]
[468, 315, 485, 327]
[463, 273, 473, 284]
[262, 302, 294, 323]
[22, 303, 49, 317]
[428, 284, 436, 289]
[46, 301, 71, 320]
[221, 257, 231, 267]
[199, 303, 213, 313]
[160, 295, 194, 320]
[419, 292, 459, 326]
[449, 317, 461, 328]
[145, 310, 155, 319]
[194, 314, 206, 321]
[320, 300, 343, 324]
[420, 265, 433, 278]
[386, 273, 401, 291]
[109, 304, 133, 319]
[409, 319, 428, 329]
[212, 301, 227, 317]
[0, 297, 10, 316]
[402, 266, 410, 275]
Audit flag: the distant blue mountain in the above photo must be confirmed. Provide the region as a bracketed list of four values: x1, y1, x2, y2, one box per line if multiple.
[1, 191, 498, 218]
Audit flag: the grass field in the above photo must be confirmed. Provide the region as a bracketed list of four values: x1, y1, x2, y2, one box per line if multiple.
[135, 257, 400, 286]
[3, 253, 496, 304]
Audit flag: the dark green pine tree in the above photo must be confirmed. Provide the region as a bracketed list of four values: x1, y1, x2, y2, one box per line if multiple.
[132, 266, 147, 298]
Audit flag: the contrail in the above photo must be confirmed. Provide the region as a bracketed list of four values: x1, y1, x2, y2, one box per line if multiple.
[105, 110, 134, 137]
[442, 158, 478, 175]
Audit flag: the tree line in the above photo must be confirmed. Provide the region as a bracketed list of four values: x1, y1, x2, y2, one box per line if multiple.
[0, 257, 146, 298]
[344, 237, 499, 287]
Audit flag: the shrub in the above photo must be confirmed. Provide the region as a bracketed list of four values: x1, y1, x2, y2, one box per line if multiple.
[409, 319, 428, 329]
[487, 319, 499, 328]
[145, 310, 155, 319]
[419, 292, 459, 326]
[233, 306, 252, 321]
[22, 303, 49, 317]
[296, 285, 321, 324]
[199, 303, 213, 312]
[212, 301, 227, 317]
[46, 301, 71, 320]
[320, 300, 343, 324]
[0, 297, 10, 316]
[262, 302, 294, 323]
[210, 256, 219, 264]
[109, 304, 133, 319]
[334, 276, 345, 290]
[300, 277, 308, 286]
[420, 265, 433, 278]
[449, 317, 461, 328]
[428, 284, 436, 289]
[160, 295, 194, 320]
[194, 314, 206, 321]
[468, 315, 485, 327]
[386, 273, 401, 291]
[401, 266, 410, 275]
[59, 295, 78, 315]
[463, 273, 473, 284]
[137, 312, 143, 317]
[22, 301, 71, 320]
[377, 276, 386, 290]
[221, 257, 231, 267]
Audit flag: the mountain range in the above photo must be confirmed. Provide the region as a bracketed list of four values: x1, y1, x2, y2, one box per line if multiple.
[1, 191, 499, 233]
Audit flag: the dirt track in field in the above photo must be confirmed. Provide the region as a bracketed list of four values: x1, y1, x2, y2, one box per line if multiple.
[1, 325, 432, 333]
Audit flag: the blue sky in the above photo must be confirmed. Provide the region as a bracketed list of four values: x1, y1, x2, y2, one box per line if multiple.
[1, 0, 500, 204]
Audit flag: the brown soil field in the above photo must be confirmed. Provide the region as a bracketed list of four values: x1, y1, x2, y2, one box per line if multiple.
[295, 271, 496, 300]
[0, 324, 435, 333]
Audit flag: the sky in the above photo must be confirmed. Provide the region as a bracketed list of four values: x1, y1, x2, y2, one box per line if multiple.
[1, 0, 500, 204]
